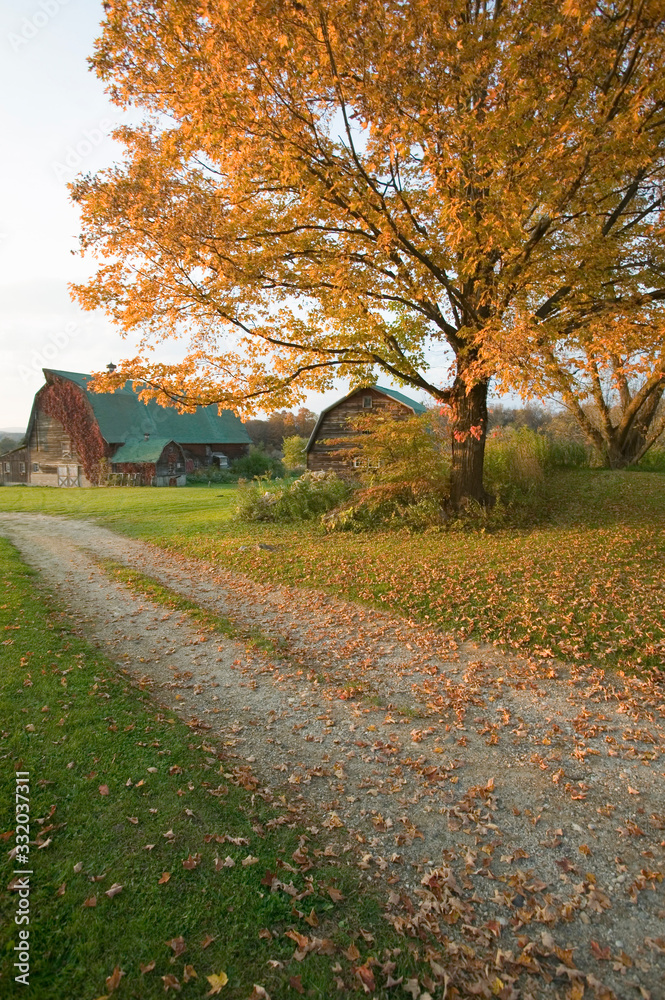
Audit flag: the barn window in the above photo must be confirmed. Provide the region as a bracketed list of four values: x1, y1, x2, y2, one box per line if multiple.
[20, 463, 26, 474]
[3, 463, 9, 473]
[353, 457, 381, 469]
[32, 463, 39, 472]
[363, 395, 373, 408]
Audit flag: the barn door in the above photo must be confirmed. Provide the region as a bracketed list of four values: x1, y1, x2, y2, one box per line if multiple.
[57, 465, 80, 487]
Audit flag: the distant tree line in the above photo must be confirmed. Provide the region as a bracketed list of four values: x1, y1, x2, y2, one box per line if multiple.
[243, 408, 317, 455]
[0, 434, 24, 455]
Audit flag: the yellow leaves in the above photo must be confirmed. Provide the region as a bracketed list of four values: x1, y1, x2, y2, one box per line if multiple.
[205, 970, 228, 995]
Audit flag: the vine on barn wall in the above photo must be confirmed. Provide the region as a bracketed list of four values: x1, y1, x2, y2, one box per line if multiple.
[113, 461, 155, 484]
[40, 380, 108, 484]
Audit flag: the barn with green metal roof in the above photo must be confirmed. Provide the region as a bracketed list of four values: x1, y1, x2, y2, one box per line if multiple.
[0, 369, 250, 487]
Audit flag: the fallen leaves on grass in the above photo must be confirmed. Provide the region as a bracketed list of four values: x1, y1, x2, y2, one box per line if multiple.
[158, 871, 171, 884]
[205, 970, 228, 995]
[105, 883, 123, 898]
[167, 936, 186, 957]
[105, 966, 124, 992]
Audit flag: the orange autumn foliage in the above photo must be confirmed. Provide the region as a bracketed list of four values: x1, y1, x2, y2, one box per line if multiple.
[72, 0, 665, 500]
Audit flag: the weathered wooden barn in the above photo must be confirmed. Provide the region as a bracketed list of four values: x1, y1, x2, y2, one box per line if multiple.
[0, 369, 251, 487]
[306, 385, 427, 474]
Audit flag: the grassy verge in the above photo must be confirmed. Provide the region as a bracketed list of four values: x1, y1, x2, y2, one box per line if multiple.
[98, 559, 287, 658]
[0, 538, 426, 999]
[1, 468, 664, 673]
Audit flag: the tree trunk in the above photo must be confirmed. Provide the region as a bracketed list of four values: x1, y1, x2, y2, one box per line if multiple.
[448, 367, 492, 508]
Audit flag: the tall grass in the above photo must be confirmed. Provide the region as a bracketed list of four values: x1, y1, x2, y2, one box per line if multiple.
[633, 447, 665, 473]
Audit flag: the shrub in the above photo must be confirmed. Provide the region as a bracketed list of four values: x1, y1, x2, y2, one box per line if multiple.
[347, 410, 450, 490]
[186, 467, 238, 485]
[282, 435, 308, 472]
[633, 447, 665, 473]
[235, 471, 352, 522]
[321, 411, 450, 531]
[231, 445, 284, 479]
[323, 480, 446, 532]
[484, 427, 545, 494]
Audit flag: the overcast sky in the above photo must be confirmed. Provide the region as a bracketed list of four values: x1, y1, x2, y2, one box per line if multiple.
[0, 1, 481, 433]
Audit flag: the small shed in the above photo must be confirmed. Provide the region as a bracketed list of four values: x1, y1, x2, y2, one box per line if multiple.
[110, 437, 187, 486]
[0, 444, 30, 486]
[306, 385, 427, 475]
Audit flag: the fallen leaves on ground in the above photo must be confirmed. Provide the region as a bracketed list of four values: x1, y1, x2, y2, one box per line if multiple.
[105, 966, 124, 992]
[205, 970, 228, 995]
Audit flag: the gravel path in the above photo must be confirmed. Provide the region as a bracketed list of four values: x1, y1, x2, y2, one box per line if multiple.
[1, 512, 664, 999]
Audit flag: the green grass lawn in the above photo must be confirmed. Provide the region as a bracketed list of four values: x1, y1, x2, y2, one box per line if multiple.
[0, 537, 430, 999]
[1, 468, 664, 674]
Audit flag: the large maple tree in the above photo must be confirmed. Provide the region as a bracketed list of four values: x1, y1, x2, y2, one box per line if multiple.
[73, 0, 665, 504]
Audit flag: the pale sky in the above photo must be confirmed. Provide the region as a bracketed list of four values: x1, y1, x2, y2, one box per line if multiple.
[0, 1, 496, 433]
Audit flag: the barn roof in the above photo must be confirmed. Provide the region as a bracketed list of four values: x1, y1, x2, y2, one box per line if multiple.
[111, 437, 178, 464]
[42, 370, 251, 446]
[306, 384, 427, 453]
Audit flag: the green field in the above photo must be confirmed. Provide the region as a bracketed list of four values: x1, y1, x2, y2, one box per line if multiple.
[0, 537, 428, 999]
[1, 468, 664, 674]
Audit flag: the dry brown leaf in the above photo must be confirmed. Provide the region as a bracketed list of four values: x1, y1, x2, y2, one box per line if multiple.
[158, 872, 171, 884]
[355, 962, 376, 993]
[105, 965, 124, 992]
[162, 973, 181, 992]
[166, 936, 187, 957]
[105, 883, 123, 899]
[140, 960, 156, 974]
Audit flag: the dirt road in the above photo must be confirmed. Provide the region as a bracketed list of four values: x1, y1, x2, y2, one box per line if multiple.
[1, 512, 663, 998]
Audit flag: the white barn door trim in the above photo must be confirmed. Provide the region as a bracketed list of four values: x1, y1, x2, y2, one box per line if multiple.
[57, 465, 80, 487]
